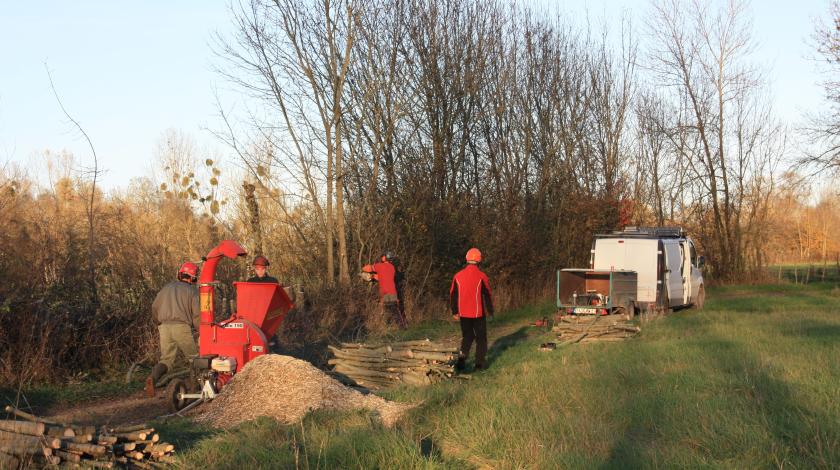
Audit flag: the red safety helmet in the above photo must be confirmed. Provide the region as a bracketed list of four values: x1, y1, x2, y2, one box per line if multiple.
[178, 262, 198, 281]
[253, 255, 270, 267]
[465, 248, 482, 264]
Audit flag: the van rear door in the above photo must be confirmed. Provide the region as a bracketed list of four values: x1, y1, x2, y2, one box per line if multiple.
[593, 238, 657, 303]
[663, 241, 684, 307]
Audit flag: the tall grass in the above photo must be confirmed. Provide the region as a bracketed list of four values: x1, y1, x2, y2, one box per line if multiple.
[113, 283, 840, 467]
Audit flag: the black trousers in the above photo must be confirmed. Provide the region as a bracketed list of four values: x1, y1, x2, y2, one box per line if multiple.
[459, 316, 487, 366]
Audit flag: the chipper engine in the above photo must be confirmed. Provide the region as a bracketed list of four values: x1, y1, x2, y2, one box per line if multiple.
[166, 240, 294, 412]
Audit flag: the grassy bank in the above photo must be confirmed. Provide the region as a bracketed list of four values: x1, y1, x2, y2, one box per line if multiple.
[154, 282, 840, 469]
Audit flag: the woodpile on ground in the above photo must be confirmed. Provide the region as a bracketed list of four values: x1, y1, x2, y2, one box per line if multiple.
[0, 406, 174, 469]
[328, 339, 460, 389]
[194, 354, 413, 428]
[553, 314, 641, 344]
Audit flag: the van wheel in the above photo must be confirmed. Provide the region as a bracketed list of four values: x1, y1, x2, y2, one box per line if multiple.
[693, 286, 705, 310]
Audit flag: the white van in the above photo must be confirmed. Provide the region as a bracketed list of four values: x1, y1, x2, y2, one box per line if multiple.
[590, 227, 705, 311]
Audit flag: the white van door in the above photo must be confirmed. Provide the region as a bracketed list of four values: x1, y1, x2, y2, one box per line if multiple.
[680, 241, 691, 304]
[663, 241, 684, 307]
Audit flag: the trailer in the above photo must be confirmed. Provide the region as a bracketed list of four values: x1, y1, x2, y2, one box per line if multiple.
[556, 269, 638, 316]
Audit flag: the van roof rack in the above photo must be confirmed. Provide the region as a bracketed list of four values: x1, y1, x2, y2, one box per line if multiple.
[596, 226, 684, 239]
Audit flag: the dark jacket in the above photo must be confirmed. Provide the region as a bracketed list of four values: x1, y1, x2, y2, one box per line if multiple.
[247, 275, 280, 284]
[152, 280, 201, 330]
[449, 264, 494, 318]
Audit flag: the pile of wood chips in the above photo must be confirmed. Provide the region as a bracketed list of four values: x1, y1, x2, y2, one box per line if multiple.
[328, 339, 460, 389]
[1, 406, 174, 469]
[194, 354, 412, 428]
[553, 314, 641, 344]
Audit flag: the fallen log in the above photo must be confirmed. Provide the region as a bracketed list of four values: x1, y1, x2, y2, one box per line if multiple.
[69, 433, 93, 443]
[60, 441, 106, 456]
[56, 449, 82, 463]
[114, 431, 148, 441]
[95, 435, 119, 445]
[333, 364, 400, 380]
[72, 425, 97, 436]
[113, 442, 136, 453]
[145, 443, 174, 453]
[47, 426, 77, 438]
[0, 419, 45, 436]
[0, 429, 60, 448]
[109, 424, 149, 434]
[80, 459, 114, 468]
[3, 405, 59, 425]
[0, 439, 53, 457]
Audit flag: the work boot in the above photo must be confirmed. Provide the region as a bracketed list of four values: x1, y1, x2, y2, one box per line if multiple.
[145, 363, 168, 398]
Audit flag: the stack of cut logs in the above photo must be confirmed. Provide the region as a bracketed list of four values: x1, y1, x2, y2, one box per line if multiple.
[329, 339, 459, 389]
[553, 314, 641, 344]
[1, 406, 175, 469]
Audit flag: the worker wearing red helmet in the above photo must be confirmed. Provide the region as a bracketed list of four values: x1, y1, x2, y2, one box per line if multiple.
[450, 248, 494, 371]
[146, 261, 201, 397]
[247, 255, 279, 283]
[370, 251, 407, 329]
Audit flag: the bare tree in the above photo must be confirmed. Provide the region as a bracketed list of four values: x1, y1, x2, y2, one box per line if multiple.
[799, 0, 840, 172]
[46, 65, 101, 306]
[218, 0, 356, 285]
[646, 0, 782, 279]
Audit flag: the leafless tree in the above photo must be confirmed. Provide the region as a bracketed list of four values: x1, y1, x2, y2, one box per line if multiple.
[217, 0, 357, 285]
[646, 0, 783, 279]
[799, 0, 840, 172]
[46, 65, 101, 306]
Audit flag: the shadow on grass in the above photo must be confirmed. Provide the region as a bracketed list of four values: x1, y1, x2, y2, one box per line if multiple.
[153, 417, 220, 453]
[600, 312, 840, 468]
[598, 346, 662, 470]
[486, 326, 530, 367]
[701, 336, 839, 465]
[786, 319, 840, 340]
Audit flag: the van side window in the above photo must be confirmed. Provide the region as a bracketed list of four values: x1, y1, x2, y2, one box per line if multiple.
[689, 242, 697, 266]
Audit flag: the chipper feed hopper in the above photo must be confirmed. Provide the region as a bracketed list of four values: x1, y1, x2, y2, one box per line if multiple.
[166, 240, 294, 412]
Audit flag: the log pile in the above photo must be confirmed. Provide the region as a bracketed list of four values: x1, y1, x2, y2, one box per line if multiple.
[1, 406, 176, 468]
[552, 314, 641, 344]
[328, 339, 459, 389]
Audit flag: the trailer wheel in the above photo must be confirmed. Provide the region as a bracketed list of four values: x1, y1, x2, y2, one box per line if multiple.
[692, 286, 705, 310]
[166, 378, 194, 413]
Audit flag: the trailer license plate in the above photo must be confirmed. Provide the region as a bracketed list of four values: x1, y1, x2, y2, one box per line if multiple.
[575, 308, 597, 314]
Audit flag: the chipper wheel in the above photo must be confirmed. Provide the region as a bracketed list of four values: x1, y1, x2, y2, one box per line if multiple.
[165, 377, 196, 413]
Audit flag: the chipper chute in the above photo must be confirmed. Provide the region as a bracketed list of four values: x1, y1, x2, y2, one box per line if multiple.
[166, 240, 294, 413]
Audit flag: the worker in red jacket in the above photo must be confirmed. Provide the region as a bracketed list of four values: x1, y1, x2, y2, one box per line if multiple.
[450, 247, 494, 370]
[368, 252, 407, 328]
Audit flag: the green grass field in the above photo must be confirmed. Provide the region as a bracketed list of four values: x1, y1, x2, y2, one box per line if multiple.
[144, 282, 840, 469]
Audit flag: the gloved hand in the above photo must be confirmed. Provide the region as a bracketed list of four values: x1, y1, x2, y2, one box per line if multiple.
[452, 314, 460, 322]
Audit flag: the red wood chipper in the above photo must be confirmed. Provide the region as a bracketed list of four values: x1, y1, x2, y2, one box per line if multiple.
[165, 240, 294, 412]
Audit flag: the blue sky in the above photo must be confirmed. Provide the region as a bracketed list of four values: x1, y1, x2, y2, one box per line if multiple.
[0, 1, 832, 191]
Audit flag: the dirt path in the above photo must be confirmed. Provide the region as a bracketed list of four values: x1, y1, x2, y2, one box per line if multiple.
[45, 392, 169, 427]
